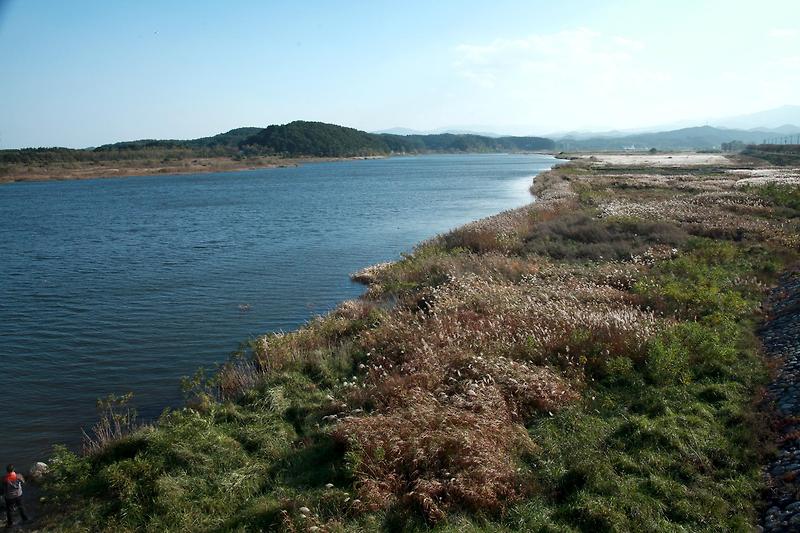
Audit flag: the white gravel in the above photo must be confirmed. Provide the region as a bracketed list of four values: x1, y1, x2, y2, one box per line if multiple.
[585, 153, 732, 167]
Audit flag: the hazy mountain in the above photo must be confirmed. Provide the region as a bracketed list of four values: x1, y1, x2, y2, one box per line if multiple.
[373, 127, 429, 136]
[546, 129, 643, 140]
[377, 105, 800, 144]
[431, 128, 504, 138]
[711, 105, 800, 130]
[374, 127, 504, 138]
[747, 124, 800, 134]
[555, 125, 781, 151]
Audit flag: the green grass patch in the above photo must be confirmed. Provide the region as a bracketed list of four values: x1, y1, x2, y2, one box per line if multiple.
[436, 239, 774, 532]
[755, 182, 800, 216]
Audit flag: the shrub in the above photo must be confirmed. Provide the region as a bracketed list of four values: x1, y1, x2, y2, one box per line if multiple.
[523, 213, 688, 260]
[634, 239, 766, 320]
[755, 182, 800, 212]
[645, 327, 692, 386]
[332, 388, 534, 523]
[81, 393, 142, 455]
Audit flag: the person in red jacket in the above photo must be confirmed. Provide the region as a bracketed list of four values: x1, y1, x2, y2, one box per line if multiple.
[3, 465, 28, 527]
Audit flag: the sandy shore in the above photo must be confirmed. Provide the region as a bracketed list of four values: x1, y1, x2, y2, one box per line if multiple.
[574, 152, 734, 166]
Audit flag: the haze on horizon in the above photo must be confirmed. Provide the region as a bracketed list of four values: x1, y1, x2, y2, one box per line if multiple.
[1, 0, 798, 149]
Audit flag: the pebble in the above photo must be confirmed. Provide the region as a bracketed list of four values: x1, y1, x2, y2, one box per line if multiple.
[758, 269, 800, 532]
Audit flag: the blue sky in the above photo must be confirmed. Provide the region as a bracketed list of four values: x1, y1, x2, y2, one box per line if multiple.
[1, 0, 798, 148]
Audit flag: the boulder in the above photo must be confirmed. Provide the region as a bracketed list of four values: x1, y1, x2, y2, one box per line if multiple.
[29, 461, 48, 481]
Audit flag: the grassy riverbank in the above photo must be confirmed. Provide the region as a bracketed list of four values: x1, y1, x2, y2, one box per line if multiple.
[38, 155, 800, 531]
[0, 154, 358, 184]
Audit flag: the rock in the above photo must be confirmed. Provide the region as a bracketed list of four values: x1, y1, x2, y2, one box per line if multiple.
[29, 461, 48, 481]
[786, 501, 800, 514]
[299, 506, 311, 514]
[758, 271, 800, 526]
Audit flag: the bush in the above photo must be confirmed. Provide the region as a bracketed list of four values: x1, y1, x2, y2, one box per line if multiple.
[634, 239, 763, 320]
[756, 182, 800, 213]
[646, 331, 691, 385]
[81, 393, 142, 455]
[523, 213, 688, 260]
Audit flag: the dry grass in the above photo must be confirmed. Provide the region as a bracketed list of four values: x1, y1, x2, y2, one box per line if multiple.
[324, 267, 662, 520]
[332, 388, 534, 522]
[81, 393, 143, 455]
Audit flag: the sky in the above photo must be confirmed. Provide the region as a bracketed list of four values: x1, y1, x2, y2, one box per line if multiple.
[0, 0, 799, 148]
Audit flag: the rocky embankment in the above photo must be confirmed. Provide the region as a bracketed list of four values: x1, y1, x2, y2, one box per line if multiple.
[760, 267, 800, 532]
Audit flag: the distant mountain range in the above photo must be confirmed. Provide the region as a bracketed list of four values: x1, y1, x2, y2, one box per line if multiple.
[374, 127, 504, 138]
[8, 105, 800, 162]
[554, 125, 800, 151]
[711, 105, 800, 130]
[544, 105, 800, 140]
[379, 105, 800, 151]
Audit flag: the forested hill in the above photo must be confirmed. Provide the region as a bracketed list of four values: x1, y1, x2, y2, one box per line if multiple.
[240, 121, 555, 156]
[0, 122, 554, 166]
[94, 127, 264, 152]
[0, 127, 265, 165]
[241, 122, 389, 157]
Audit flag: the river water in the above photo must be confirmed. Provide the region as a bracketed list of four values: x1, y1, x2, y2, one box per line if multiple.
[0, 153, 557, 468]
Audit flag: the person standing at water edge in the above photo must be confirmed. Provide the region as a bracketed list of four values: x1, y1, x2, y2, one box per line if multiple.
[3, 465, 28, 527]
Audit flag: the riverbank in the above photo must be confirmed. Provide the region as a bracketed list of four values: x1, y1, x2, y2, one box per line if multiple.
[34, 155, 800, 531]
[0, 154, 387, 184]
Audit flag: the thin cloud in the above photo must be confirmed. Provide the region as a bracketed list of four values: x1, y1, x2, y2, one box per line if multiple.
[449, 27, 800, 131]
[451, 29, 668, 127]
[453, 29, 658, 89]
[768, 28, 798, 39]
